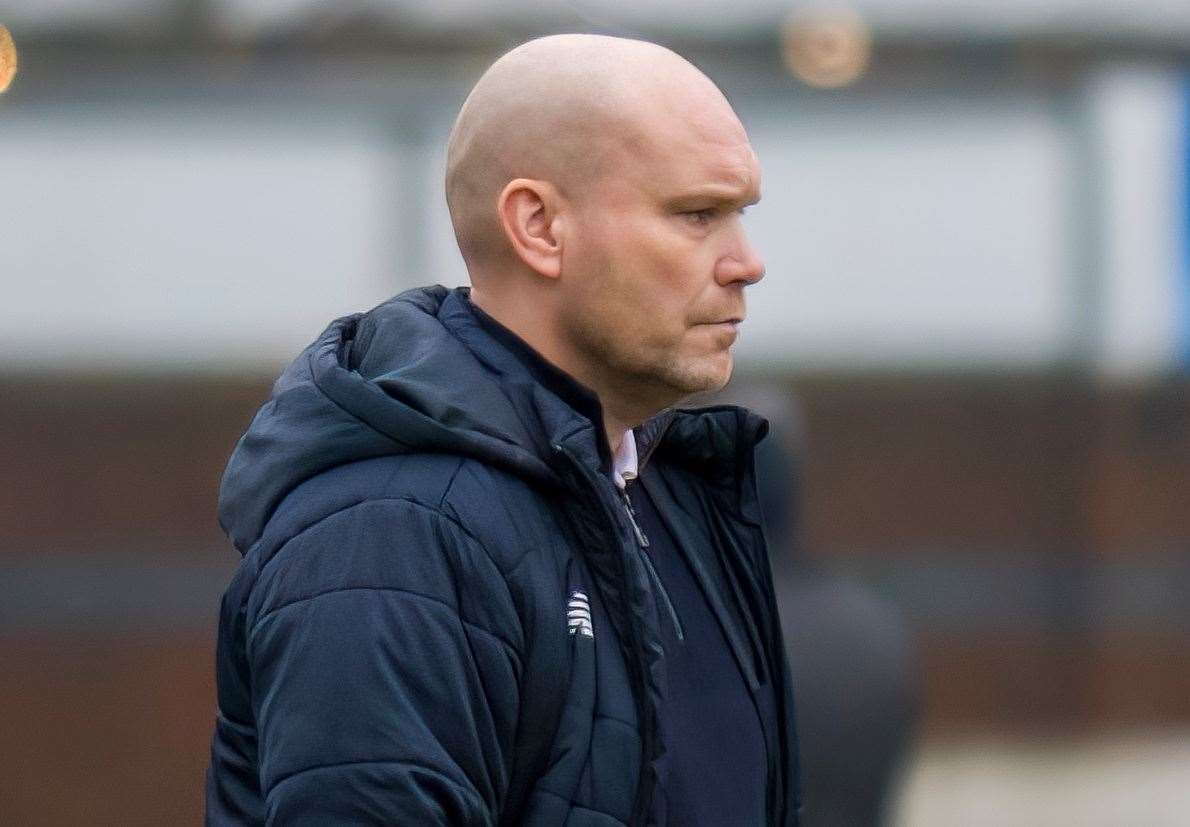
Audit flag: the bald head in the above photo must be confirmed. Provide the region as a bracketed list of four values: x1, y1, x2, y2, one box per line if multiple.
[445, 34, 742, 270]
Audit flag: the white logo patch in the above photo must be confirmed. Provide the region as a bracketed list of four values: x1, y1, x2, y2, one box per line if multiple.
[567, 590, 594, 638]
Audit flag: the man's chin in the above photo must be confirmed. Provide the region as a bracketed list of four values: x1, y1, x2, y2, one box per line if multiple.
[666, 356, 733, 397]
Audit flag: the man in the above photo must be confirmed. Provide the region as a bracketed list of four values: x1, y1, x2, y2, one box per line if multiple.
[206, 34, 799, 825]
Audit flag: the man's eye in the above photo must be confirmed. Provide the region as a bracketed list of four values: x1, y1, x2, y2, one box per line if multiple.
[683, 209, 717, 225]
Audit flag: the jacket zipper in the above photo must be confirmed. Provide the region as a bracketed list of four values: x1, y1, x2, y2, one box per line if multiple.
[619, 487, 685, 642]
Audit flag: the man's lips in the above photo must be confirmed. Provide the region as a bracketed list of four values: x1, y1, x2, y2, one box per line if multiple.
[697, 319, 743, 343]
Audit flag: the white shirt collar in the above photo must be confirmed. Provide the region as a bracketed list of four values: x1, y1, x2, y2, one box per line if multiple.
[611, 428, 639, 490]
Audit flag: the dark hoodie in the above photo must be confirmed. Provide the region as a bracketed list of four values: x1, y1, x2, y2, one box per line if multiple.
[206, 285, 800, 826]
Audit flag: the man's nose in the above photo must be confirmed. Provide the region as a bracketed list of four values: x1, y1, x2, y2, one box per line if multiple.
[715, 233, 765, 286]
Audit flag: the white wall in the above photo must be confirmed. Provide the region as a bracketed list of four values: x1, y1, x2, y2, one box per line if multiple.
[736, 98, 1073, 369]
[0, 107, 403, 370]
[1091, 65, 1187, 375]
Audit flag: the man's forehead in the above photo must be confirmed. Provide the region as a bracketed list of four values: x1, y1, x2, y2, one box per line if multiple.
[706, 142, 762, 197]
[627, 124, 761, 203]
[569, 68, 760, 202]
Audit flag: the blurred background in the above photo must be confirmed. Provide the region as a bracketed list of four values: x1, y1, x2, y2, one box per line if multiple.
[1, 1, 1188, 824]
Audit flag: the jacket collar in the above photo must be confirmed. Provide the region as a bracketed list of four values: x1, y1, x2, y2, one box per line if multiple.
[455, 288, 615, 474]
[438, 287, 764, 486]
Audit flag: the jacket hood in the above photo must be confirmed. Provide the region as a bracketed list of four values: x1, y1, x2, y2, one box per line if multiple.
[218, 286, 559, 553]
[218, 285, 769, 554]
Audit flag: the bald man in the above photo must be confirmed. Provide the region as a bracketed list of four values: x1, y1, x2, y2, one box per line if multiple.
[207, 35, 799, 826]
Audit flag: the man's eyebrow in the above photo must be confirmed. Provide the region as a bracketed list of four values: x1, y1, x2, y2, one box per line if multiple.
[668, 187, 761, 209]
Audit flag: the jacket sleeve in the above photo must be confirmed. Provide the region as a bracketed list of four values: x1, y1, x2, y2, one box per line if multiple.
[245, 498, 524, 825]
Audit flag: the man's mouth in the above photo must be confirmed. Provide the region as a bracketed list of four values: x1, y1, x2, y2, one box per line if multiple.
[699, 319, 742, 343]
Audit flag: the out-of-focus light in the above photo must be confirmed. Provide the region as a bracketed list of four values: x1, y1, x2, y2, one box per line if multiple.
[0, 26, 16, 94]
[781, 7, 871, 89]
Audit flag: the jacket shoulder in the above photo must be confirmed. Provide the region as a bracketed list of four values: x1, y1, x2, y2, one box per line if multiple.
[242, 451, 561, 612]
[282, 451, 461, 525]
[255, 452, 556, 563]
[242, 453, 526, 647]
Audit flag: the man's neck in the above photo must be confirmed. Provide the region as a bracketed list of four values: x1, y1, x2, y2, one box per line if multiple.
[603, 415, 629, 457]
[599, 393, 659, 457]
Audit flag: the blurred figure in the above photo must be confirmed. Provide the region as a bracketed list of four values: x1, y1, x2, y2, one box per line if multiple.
[726, 383, 921, 826]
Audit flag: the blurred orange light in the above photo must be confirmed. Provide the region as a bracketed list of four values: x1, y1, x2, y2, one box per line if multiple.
[0, 26, 16, 94]
[781, 7, 871, 89]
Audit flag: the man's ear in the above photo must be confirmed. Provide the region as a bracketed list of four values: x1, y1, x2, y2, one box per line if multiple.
[496, 178, 564, 279]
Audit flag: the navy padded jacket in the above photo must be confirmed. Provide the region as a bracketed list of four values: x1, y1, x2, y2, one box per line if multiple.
[205, 286, 800, 825]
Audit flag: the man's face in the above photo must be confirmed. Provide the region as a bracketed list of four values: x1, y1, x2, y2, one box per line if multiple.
[557, 102, 764, 405]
